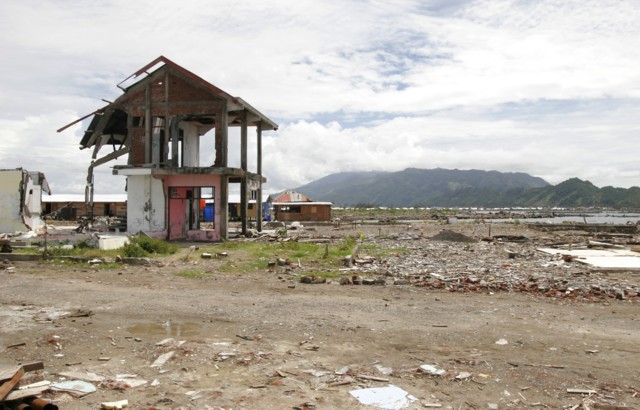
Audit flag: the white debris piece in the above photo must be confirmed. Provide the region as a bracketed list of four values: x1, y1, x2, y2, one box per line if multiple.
[419, 364, 446, 376]
[101, 399, 129, 409]
[150, 351, 175, 367]
[349, 384, 417, 410]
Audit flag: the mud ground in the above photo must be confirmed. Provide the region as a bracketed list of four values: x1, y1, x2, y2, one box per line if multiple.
[1, 222, 638, 409]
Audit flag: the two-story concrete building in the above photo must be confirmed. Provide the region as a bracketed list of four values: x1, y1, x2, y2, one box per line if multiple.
[59, 56, 277, 241]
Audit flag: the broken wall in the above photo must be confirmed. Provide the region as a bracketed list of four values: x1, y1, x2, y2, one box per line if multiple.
[0, 170, 26, 233]
[0, 169, 49, 233]
[126, 175, 166, 234]
[23, 175, 44, 230]
[182, 122, 200, 167]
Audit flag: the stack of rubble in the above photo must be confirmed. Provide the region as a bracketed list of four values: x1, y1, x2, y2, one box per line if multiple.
[342, 231, 640, 302]
[0, 362, 58, 410]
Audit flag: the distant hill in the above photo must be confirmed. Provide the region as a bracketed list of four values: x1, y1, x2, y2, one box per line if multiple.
[294, 168, 549, 207]
[515, 178, 640, 208]
[293, 169, 640, 208]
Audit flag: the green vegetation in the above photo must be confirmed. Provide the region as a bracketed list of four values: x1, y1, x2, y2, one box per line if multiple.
[360, 243, 409, 257]
[43, 244, 119, 259]
[303, 270, 341, 279]
[122, 236, 179, 257]
[297, 168, 640, 209]
[15, 234, 409, 277]
[176, 268, 211, 278]
[14, 236, 179, 260]
[196, 236, 366, 273]
[90, 262, 123, 270]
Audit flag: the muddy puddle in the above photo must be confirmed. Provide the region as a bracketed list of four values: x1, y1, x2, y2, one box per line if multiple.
[126, 321, 202, 338]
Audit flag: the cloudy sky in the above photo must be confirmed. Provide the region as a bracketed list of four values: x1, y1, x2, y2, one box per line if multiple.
[1, 0, 639, 197]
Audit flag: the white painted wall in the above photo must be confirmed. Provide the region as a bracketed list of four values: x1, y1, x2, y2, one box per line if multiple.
[23, 177, 43, 230]
[182, 123, 200, 167]
[0, 170, 25, 233]
[126, 175, 165, 233]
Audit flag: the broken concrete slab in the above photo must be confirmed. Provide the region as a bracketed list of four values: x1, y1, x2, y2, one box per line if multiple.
[538, 247, 640, 270]
[50, 380, 96, 397]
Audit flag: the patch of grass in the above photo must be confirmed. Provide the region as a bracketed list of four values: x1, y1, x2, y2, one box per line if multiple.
[304, 270, 341, 279]
[17, 236, 177, 260]
[132, 236, 179, 255]
[43, 245, 119, 259]
[176, 268, 211, 278]
[12, 247, 40, 254]
[92, 262, 123, 270]
[121, 242, 149, 257]
[192, 236, 401, 274]
[120, 236, 179, 258]
[360, 243, 409, 257]
[217, 261, 238, 273]
[339, 236, 357, 251]
[246, 257, 270, 270]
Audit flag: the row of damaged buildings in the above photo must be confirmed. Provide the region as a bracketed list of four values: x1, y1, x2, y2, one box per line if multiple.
[1, 57, 331, 238]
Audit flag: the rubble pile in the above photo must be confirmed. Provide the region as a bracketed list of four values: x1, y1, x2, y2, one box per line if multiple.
[343, 232, 640, 302]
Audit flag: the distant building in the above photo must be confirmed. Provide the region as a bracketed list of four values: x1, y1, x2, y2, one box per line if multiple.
[228, 193, 258, 221]
[42, 194, 127, 220]
[0, 168, 50, 233]
[269, 191, 332, 222]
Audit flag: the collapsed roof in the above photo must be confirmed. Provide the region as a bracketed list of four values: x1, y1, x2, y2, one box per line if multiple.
[59, 55, 278, 155]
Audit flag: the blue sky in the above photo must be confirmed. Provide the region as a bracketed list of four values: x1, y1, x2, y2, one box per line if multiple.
[1, 0, 639, 196]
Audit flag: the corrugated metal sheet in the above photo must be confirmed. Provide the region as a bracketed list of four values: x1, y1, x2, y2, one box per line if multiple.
[270, 191, 313, 203]
[272, 202, 333, 206]
[42, 194, 127, 203]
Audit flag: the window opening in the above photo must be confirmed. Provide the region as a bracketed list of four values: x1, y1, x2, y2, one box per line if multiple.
[169, 186, 215, 230]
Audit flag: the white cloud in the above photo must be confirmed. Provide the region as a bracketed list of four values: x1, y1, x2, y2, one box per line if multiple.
[1, 0, 639, 197]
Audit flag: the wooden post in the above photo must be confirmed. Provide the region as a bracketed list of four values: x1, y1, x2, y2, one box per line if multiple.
[163, 71, 170, 163]
[214, 99, 228, 167]
[220, 175, 228, 240]
[126, 106, 133, 165]
[144, 83, 151, 164]
[240, 109, 248, 235]
[256, 121, 263, 232]
[170, 116, 179, 166]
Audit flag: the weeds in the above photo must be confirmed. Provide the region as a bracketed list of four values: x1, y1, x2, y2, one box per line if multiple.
[176, 268, 211, 278]
[131, 236, 179, 255]
[304, 270, 341, 279]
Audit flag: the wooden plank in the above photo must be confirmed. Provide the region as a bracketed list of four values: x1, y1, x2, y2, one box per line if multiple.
[0, 366, 21, 383]
[22, 362, 44, 373]
[0, 366, 25, 400]
[0, 362, 43, 387]
[4, 384, 50, 401]
[567, 388, 597, 394]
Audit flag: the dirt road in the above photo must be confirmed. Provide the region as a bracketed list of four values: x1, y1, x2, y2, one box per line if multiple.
[1, 223, 638, 409]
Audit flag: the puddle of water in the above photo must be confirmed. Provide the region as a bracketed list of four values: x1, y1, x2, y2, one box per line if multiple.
[127, 321, 202, 338]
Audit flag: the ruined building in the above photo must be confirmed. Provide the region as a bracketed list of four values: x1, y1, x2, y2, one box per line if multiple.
[0, 168, 50, 234]
[59, 56, 278, 241]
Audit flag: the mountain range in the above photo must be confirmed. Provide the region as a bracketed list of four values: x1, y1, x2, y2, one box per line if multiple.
[292, 168, 640, 208]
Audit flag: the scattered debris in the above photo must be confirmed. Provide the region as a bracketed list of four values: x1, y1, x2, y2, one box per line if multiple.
[349, 384, 418, 409]
[50, 380, 96, 397]
[101, 399, 129, 409]
[150, 351, 175, 368]
[567, 388, 597, 395]
[419, 364, 446, 377]
[431, 230, 477, 243]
